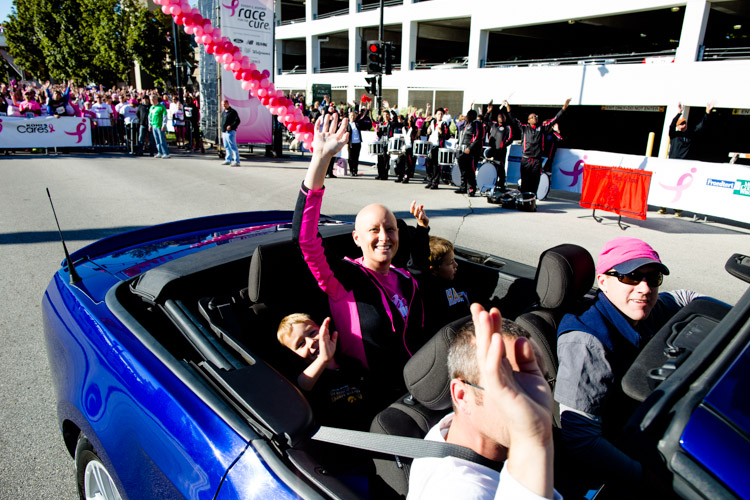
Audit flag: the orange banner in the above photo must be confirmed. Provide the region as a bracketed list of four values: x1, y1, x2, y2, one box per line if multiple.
[580, 165, 653, 220]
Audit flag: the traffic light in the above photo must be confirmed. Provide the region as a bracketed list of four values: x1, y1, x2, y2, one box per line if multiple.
[366, 40, 383, 74]
[384, 42, 397, 75]
[365, 76, 377, 95]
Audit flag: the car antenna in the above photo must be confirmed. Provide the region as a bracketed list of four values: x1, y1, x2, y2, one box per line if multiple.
[46, 188, 82, 284]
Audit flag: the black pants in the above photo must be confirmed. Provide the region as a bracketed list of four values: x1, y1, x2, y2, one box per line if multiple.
[125, 123, 138, 154]
[491, 156, 507, 187]
[377, 153, 389, 179]
[426, 148, 441, 186]
[521, 156, 543, 194]
[395, 148, 414, 180]
[458, 153, 478, 191]
[348, 142, 361, 175]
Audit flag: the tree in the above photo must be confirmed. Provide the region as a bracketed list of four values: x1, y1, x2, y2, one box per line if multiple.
[4, 0, 194, 86]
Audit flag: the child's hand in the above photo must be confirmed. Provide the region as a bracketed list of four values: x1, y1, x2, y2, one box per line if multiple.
[410, 200, 429, 228]
[317, 317, 338, 363]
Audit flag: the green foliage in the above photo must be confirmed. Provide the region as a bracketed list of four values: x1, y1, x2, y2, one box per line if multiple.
[4, 0, 195, 86]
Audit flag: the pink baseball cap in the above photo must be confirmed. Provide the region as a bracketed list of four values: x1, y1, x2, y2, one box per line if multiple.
[596, 237, 670, 275]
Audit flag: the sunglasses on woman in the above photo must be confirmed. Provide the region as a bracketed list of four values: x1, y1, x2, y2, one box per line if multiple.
[604, 270, 663, 287]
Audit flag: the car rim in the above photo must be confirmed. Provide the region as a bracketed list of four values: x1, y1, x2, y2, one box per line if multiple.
[84, 460, 123, 500]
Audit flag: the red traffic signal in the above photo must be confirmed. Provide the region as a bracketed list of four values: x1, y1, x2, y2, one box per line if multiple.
[366, 40, 383, 74]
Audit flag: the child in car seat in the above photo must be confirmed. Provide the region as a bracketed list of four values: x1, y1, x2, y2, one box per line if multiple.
[421, 236, 471, 335]
[277, 314, 374, 430]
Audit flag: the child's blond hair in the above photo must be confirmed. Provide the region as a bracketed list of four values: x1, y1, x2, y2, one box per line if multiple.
[277, 313, 313, 345]
[428, 236, 454, 271]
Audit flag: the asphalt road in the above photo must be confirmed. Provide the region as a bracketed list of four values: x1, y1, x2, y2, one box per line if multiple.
[1, 150, 748, 499]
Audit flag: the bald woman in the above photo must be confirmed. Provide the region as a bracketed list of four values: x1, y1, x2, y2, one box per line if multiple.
[292, 114, 427, 404]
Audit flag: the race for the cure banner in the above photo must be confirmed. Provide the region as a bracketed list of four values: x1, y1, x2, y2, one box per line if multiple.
[0, 116, 93, 148]
[220, 0, 273, 143]
[580, 165, 653, 220]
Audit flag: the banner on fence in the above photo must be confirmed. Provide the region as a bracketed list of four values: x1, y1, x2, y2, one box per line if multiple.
[580, 165, 653, 220]
[0, 116, 93, 148]
[220, 0, 273, 144]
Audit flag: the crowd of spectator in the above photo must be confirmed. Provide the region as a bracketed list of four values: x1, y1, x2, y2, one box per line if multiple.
[0, 79, 203, 154]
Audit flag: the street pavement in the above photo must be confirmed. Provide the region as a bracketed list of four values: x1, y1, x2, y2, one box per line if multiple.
[0, 150, 748, 498]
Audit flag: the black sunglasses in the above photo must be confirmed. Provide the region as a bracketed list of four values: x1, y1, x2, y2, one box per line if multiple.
[604, 270, 663, 287]
[460, 379, 484, 391]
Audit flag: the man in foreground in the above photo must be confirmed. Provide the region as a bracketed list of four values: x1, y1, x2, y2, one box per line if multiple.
[555, 237, 703, 495]
[408, 304, 559, 500]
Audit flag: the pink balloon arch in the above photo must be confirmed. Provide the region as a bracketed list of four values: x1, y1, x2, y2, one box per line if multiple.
[156, 0, 316, 149]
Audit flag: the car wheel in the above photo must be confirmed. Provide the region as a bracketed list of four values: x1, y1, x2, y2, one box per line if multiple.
[74, 434, 124, 500]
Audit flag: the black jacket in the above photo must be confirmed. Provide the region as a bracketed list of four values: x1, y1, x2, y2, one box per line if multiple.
[487, 123, 513, 162]
[221, 106, 241, 131]
[136, 104, 150, 126]
[668, 112, 708, 160]
[512, 108, 565, 159]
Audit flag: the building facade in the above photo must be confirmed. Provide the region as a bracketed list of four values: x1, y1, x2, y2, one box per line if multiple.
[273, 0, 750, 159]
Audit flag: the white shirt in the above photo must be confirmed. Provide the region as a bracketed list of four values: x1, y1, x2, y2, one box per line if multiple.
[408, 413, 562, 500]
[91, 102, 111, 126]
[119, 103, 138, 125]
[350, 122, 361, 144]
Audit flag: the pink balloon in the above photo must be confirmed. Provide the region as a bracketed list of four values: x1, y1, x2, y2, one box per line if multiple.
[230, 61, 240, 71]
[241, 81, 252, 91]
[203, 23, 213, 34]
[249, 80, 259, 90]
[203, 34, 213, 44]
[223, 63, 231, 71]
[287, 105, 296, 115]
[222, 53, 233, 64]
[248, 62, 257, 72]
[184, 25, 194, 34]
[240, 57, 251, 69]
[276, 90, 285, 98]
[205, 44, 215, 54]
[303, 142, 311, 151]
[257, 88, 267, 97]
[192, 7, 201, 15]
[269, 97, 278, 106]
[215, 54, 223, 63]
[259, 78, 269, 88]
[153, 0, 162, 5]
[170, 5, 181, 15]
[193, 25, 203, 37]
[161, 5, 170, 14]
[213, 29, 221, 39]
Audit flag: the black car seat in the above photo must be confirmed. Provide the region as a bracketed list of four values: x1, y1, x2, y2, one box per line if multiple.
[514, 243, 595, 426]
[369, 315, 470, 500]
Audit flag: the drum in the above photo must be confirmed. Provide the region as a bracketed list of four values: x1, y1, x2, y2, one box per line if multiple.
[368, 142, 384, 155]
[476, 162, 498, 192]
[516, 192, 537, 212]
[500, 190, 519, 209]
[537, 172, 551, 201]
[388, 136, 405, 155]
[451, 162, 462, 187]
[438, 148, 456, 166]
[413, 140, 432, 157]
[487, 186, 506, 205]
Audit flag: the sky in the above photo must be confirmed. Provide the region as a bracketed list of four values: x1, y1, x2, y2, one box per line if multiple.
[0, 0, 13, 24]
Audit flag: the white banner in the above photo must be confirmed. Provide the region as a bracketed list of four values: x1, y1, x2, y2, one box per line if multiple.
[507, 145, 750, 224]
[0, 116, 93, 148]
[220, 0, 273, 144]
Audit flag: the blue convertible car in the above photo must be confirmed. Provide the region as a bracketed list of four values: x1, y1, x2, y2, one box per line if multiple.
[42, 210, 750, 500]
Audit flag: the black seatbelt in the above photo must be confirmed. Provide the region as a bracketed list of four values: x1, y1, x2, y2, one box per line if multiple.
[311, 426, 503, 472]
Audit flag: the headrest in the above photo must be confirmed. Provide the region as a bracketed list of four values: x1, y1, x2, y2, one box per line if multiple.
[403, 315, 471, 411]
[247, 241, 324, 310]
[534, 244, 595, 310]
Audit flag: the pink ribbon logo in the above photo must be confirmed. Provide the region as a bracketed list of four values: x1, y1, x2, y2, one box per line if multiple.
[49, 124, 55, 133]
[223, 0, 239, 17]
[660, 167, 696, 202]
[560, 155, 587, 187]
[64, 119, 88, 144]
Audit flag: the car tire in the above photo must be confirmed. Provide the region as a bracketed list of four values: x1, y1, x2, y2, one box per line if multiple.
[74, 434, 124, 500]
